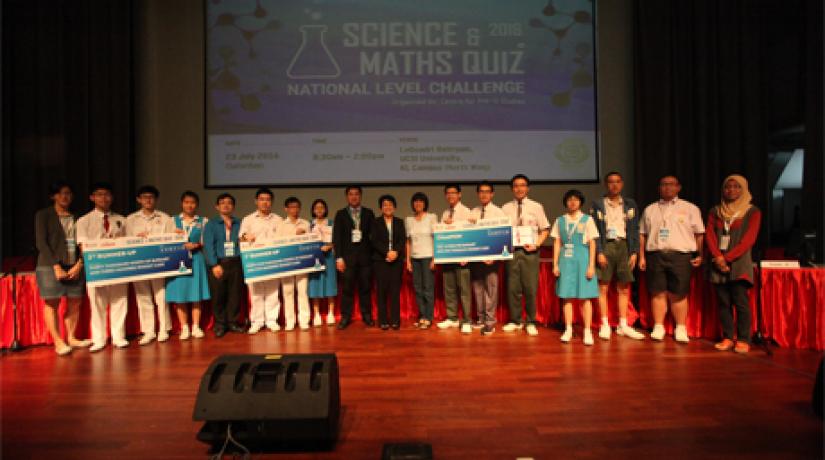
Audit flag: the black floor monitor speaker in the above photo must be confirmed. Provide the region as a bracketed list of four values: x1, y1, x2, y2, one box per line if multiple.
[193, 353, 340, 451]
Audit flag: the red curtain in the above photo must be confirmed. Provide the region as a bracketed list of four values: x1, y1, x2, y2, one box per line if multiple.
[760, 268, 825, 350]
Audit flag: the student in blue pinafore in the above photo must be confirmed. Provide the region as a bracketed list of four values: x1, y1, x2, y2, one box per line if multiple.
[551, 189, 600, 346]
[166, 191, 211, 340]
[308, 198, 338, 326]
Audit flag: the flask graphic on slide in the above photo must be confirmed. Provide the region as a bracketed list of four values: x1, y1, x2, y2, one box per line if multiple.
[287, 25, 341, 79]
[501, 246, 510, 258]
[178, 260, 187, 272]
[314, 258, 322, 269]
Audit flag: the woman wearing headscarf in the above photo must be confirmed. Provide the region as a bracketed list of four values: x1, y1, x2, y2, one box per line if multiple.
[705, 174, 761, 353]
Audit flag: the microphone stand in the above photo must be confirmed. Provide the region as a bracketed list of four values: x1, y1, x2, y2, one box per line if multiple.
[750, 248, 773, 356]
[1, 256, 31, 352]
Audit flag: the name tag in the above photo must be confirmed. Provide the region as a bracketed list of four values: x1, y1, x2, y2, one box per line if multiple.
[563, 243, 574, 258]
[224, 241, 236, 258]
[658, 228, 670, 242]
[352, 229, 362, 243]
[606, 227, 617, 240]
[719, 235, 730, 251]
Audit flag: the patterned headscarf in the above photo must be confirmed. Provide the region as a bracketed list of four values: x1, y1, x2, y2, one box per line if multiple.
[719, 174, 752, 220]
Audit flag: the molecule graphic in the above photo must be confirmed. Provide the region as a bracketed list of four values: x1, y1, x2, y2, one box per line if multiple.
[529, 0, 594, 108]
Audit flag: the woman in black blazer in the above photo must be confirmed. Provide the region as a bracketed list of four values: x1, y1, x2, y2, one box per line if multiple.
[371, 195, 406, 330]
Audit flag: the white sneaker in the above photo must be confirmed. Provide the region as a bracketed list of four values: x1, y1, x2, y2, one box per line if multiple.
[113, 338, 129, 349]
[525, 324, 538, 336]
[139, 334, 155, 346]
[502, 322, 524, 332]
[618, 325, 645, 340]
[313, 313, 323, 327]
[89, 342, 106, 353]
[650, 325, 666, 341]
[157, 331, 170, 342]
[266, 323, 281, 332]
[560, 327, 573, 343]
[192, 326, 205, 338]
[598, 323, 611, 340]
[180, 325, 191, 340]
[674, 325, 690, 343]
[583, 329, 594, 346]
[326, 312, 336, 325]
[437, 319, 459, 329]
[284, 323, 295, 331]
[248, 323, 263, 335]
[299, 323, 310, 330]
[460, 323, 472, 334]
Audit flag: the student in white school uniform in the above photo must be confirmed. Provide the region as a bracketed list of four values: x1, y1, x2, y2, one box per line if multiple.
[76, 182, 129, 352]
[469, 181, 507, 336]
[239, 188, 283, 334]
[436, 184, 475, 334]
[277, 196, 312, 330]
[125, 185, 176, 345]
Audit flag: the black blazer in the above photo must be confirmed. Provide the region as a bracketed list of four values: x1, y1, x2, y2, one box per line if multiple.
[35, 206, 76, 267]
[332, 206, 375, 261]
[370, 216, 406, 263]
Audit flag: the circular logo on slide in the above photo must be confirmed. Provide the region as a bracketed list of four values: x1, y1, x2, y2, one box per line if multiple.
[554, 138, 590, 166]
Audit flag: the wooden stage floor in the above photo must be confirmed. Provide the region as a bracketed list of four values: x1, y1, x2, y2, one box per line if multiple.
[2, 323, 823, 459]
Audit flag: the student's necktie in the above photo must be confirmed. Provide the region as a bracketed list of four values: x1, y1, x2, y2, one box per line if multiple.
[480, 207, 485, 219]
[517, 200, 522, 226]
[103, 214, 110, 234]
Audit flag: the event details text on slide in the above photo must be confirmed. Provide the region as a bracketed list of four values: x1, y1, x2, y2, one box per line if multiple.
[207, 0, 597, 185]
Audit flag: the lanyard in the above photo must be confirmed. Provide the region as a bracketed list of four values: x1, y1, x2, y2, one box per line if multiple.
[180, 215, 197, 241]
[564, 214, 582, 243]
[723, 212, 738, 234]
[350, 208, 360, 229]
[657, 201, 675, 229]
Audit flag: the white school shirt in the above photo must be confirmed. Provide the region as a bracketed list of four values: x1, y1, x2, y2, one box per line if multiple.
[440, 202, 472, 223]
[76, 209, 126, 244]
[603, 197, 627, 239]
[240, 211, 283, 243]
[125, 210, 175, 236]
[470, 202, 506, 221]
[550, 211, 599, 243]
[405, 213, 437, 259]
[639, 197, 705, 252]
[276, 217, 310, 237]
[501, 197, 551, 231]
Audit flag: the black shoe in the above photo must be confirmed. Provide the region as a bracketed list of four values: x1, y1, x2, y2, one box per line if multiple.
[391, 323, 400, 330]
[481, 325, 495, 336]
[363, 319, 375, 327]
[214, 327, 227, 338]
[380, 323, 390, 330]
[228, 324, 246, 333]
[337, 318, 351, 330]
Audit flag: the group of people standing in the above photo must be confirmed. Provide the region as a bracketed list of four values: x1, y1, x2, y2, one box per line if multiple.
[34, 172, 760, 356]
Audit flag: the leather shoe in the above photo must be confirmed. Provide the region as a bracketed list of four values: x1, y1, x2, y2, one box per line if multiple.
[214, 327, 227, 338]
[391, 324, 400, 330]
[380, 323, 390, 330]
[228, 324, 246, 333]
[336, 319, 351, 330]
[363, 319, 375, 327]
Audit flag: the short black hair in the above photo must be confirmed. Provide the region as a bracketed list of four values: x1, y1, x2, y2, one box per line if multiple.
[216, 193, 236, 205]
[180, 190, 199, 203]
[660, 174, 680, 184]
[284, 196, 301, 207]
[49, 180, 72, 197]
[410, 192, 429, 212]
[477, 181, 494, 193]
[604, 171, 623, 182]
[311, 198, 328, 218]
[510, 174, 529, 187]
[136, 185, 159, 198]
[90, 181, 113, 195]
[562, 189, 586, 207]
[255, 187, 273, 199]
[345, 185, 362, 195]
[444, 184, 461, 193]
[378, 194, 397, 208]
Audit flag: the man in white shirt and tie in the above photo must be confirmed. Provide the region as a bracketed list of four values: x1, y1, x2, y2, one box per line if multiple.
[76, 182, 129, 352]
[501, 174, 550, 336]
[436, 184, 474, 334]
[470, 181, 506, 336]
[638, 175, 705, 343]
[240, 188, 284, 334]
[125, 185, 176, 345]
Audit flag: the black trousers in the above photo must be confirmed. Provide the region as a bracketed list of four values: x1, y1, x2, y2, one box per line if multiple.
[715, 280, 752, 343]
[374, 259, 403, 326]
[207, 257, 243, 329]
[341, 255, 373, 321]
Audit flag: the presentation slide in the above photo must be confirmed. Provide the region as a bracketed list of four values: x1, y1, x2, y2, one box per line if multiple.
[206, 0, 598, 186]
